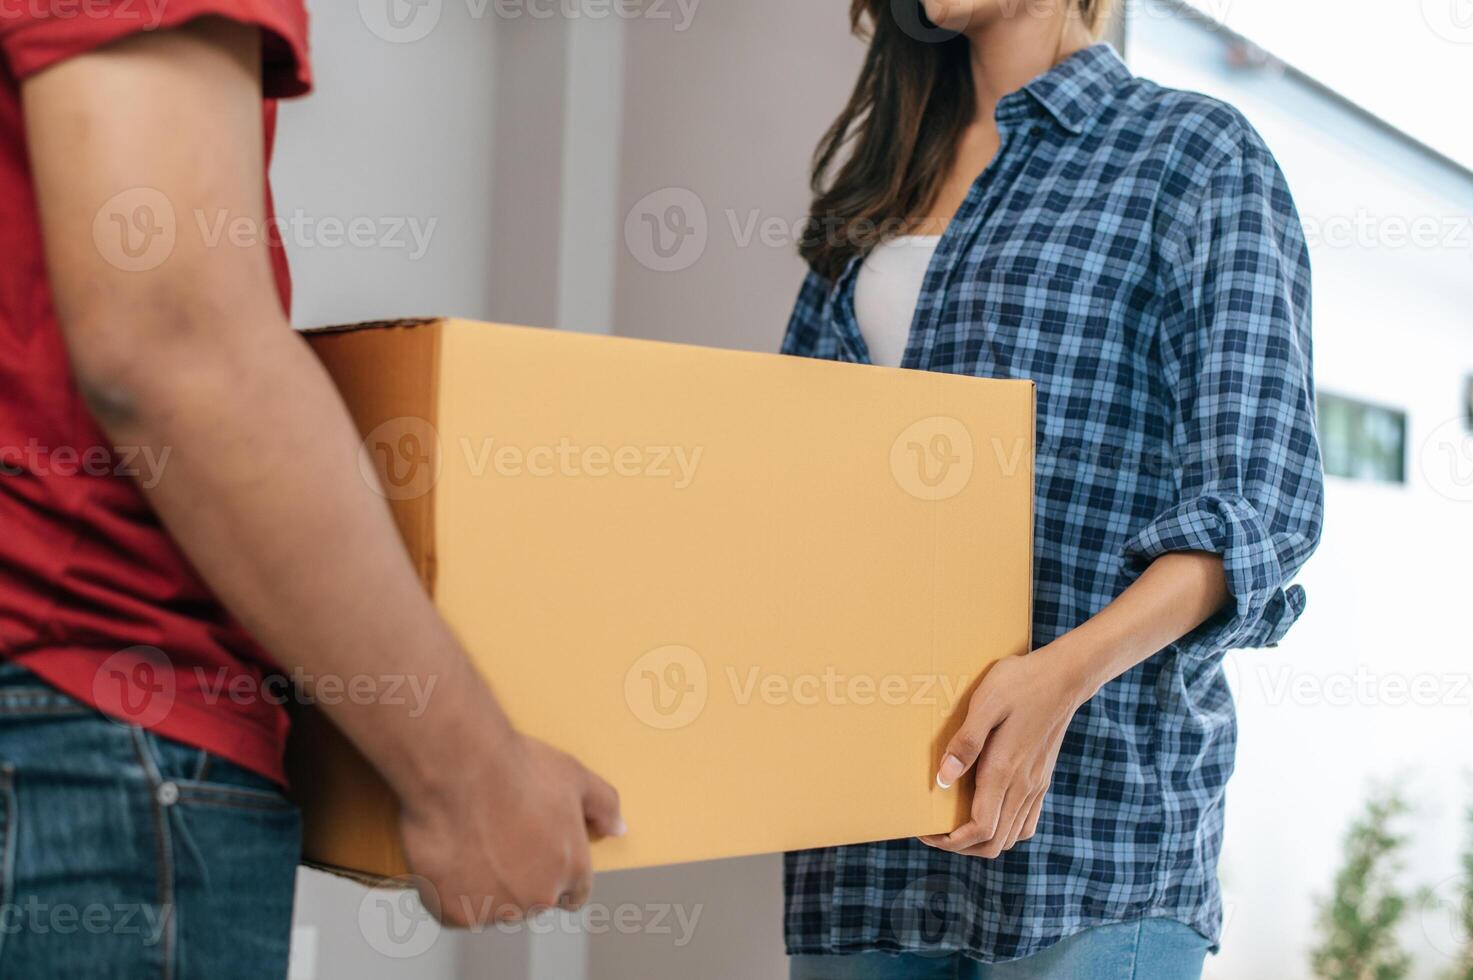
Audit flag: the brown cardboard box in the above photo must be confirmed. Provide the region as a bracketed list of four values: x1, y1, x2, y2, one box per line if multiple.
[290, 317, 1034, 879]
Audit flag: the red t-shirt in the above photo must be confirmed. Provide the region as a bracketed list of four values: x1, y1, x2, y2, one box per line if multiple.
[0, 3, 311, 785]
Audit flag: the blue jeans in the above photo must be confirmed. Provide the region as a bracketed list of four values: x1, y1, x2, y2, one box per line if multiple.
[0, 662, 301, 978]
[790, 919, 1211, 979]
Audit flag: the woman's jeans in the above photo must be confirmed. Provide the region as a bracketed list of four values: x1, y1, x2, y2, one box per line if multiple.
[0, 661, 301, 978]
[789, 918, 1211, 979]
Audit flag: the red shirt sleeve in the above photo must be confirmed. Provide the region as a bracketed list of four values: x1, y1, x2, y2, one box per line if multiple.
[0, 0, 311, 98]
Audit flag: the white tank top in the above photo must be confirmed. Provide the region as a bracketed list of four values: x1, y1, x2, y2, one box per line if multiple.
[853, 235, 941, 368]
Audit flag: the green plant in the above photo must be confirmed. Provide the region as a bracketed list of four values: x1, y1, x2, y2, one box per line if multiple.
[1310, 788, 1414, 980]
[1442, 805, 1473, 980]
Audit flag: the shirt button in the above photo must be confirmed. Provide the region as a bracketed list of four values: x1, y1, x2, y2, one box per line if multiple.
[156, 781, 180, 807]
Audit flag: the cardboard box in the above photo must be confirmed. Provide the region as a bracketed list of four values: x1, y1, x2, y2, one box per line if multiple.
[290, 318, 1034, 879]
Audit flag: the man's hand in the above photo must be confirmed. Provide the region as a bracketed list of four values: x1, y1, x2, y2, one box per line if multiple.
[402, 733, 624, 924]
[21, 16, 622, 919]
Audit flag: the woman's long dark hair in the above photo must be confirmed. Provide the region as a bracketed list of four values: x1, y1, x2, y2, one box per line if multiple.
[800, 0, 1110, 282]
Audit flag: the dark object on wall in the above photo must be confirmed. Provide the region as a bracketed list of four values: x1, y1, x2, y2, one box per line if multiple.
[1318, 392, 1407, 484]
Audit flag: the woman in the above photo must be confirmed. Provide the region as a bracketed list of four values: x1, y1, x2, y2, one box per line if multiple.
[782, 1, 1324, 977]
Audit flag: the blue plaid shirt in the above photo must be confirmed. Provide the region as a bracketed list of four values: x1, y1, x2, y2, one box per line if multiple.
[781, 44, 1324, 963]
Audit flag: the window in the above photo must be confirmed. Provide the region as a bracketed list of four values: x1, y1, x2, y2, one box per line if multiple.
[1317, 392, 1406, 484]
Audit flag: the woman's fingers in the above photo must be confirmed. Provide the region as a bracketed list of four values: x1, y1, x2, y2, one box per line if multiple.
[997, 787, 1038, 853]
[922, 766, 1028, 853]
[973, 778, 1032, 857]
[921, 765, 1051, 857]
[935, 691, 1004, 790]
[1020, 786, 1046, 841]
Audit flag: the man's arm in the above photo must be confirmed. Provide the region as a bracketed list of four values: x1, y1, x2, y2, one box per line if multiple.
[22, 16, 620, 920]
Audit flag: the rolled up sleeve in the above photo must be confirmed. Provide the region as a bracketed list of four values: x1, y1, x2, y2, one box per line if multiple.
[1124, 134, 1325, 659]
[1, 0, 311, 98]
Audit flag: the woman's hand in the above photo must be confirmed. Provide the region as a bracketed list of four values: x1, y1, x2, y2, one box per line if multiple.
[919, 645, 1099, 859]
[920, 552, 1229, 858]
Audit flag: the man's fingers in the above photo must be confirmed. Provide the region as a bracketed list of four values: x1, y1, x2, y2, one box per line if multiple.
[559, 853, 594, 911]
[581, 766, 626, 839]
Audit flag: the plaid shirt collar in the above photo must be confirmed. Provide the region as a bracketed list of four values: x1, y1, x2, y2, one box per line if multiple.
[999, 42, 1133, 136]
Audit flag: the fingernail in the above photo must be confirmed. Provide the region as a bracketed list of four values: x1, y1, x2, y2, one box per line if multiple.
[936, 754, 964, 790]
[612, 818, 628, 837]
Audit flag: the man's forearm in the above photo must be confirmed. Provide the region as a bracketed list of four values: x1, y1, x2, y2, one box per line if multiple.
[20, 16, 619, 916]
[76, 303, 512, 806]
